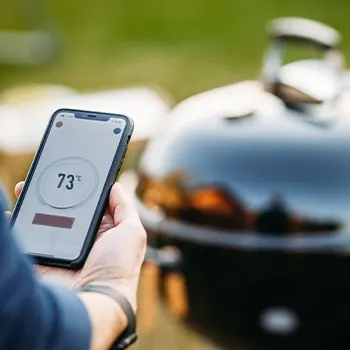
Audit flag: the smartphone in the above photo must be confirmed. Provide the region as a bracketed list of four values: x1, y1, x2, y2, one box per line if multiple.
[10, 108, 134, 269]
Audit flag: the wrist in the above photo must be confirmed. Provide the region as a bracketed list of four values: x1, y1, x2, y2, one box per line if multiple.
[78, 284, 138, 349]
[78, 292, 128, 350]
[80, 291, 128, 328]
[87, 280, 137, 312]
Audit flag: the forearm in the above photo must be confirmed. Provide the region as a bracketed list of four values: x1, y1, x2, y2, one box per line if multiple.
[0, 211, 91, 349]
[78, 293, 127, 350]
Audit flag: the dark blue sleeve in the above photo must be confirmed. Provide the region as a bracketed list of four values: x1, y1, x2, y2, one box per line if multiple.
[0, 208, 91, 350]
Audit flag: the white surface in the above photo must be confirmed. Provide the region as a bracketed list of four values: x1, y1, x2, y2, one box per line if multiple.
[0, 85, 170, 153]
[38, 157, 99, 209]
[269, 17, 341, 48]
[150, 81, 266, 139]
[279, 59, 341, 101]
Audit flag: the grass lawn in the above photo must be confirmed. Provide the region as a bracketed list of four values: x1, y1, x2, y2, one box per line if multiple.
[0, 0, 349, 102]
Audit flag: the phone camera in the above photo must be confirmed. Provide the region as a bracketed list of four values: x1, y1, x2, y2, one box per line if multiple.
[56, 121, 63, 128]
[113, 128, 121, 134]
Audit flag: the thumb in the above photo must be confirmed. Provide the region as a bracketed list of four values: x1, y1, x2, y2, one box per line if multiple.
[15, 181, 25, 199]
[109, 183, 140, 226]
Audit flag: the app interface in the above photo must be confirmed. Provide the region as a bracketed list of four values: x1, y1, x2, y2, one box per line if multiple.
[13, 112, 127, 260]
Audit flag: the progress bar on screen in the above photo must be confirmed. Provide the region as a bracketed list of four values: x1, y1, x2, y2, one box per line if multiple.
[32, 213, 75, 229]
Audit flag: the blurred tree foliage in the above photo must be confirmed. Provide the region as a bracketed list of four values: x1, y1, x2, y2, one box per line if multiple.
[0, 0, 349, 102]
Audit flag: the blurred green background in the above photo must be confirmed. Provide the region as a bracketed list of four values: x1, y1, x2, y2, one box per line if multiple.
[0, 0, 349, 102]
[1, 2, 350, 349]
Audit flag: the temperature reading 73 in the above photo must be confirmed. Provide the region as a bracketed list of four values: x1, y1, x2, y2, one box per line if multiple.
[57, 173, 82, 190]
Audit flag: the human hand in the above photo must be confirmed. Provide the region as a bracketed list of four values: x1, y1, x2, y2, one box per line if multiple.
[10, 181, 146, 311]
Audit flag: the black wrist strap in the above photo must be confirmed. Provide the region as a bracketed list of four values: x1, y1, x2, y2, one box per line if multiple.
[78, 284, 137, 349]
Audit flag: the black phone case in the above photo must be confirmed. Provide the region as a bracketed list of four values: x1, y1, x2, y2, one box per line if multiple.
[9, 108, 134, 269]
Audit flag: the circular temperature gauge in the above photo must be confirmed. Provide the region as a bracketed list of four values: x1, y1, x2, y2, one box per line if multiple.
[37, 157, 99, 209]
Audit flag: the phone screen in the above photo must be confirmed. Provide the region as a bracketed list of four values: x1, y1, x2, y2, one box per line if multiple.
[12, 111, 128, 261]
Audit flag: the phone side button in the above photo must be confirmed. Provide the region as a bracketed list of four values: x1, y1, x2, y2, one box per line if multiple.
[122, 146, 128, 159]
